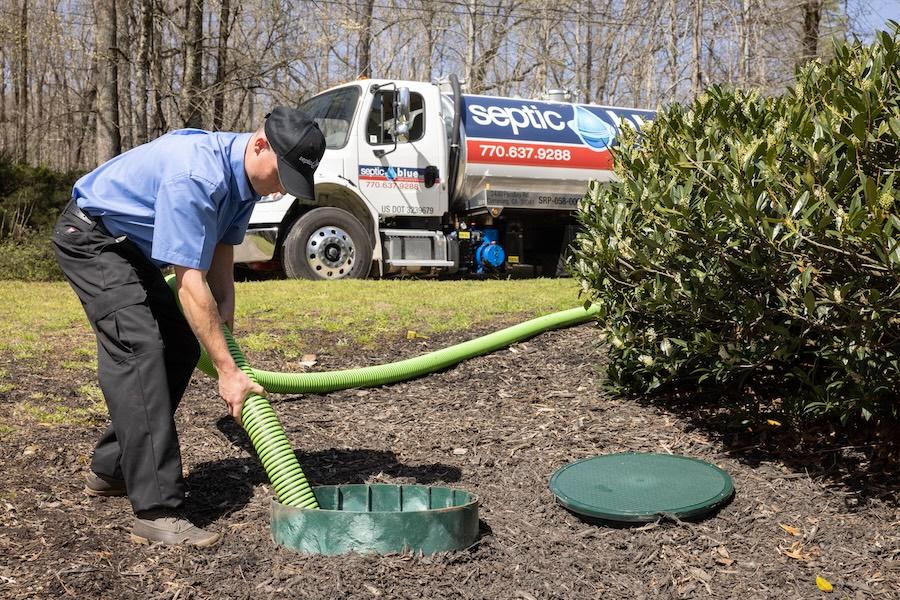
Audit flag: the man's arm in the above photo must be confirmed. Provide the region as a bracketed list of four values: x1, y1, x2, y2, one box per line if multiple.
[206, 243, 235, 331]
[174, 265, 263, 424]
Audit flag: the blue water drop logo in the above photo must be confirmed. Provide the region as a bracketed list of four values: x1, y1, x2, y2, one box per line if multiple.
[568, 106, 616, 151]
[385, 166, 397, 181]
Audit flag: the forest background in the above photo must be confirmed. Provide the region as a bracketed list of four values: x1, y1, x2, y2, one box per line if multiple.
[0, 0, 896, 173]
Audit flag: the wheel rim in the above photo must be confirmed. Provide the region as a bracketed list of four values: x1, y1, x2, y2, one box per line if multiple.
[306, 225, 356, 278]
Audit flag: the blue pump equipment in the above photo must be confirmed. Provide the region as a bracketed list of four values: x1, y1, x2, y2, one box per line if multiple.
[473, 228, 506, 273]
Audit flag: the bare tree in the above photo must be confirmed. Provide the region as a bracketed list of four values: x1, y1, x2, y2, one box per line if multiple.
[739, 0, 753, 85]
[212, 0, 230, 130]
[15, 0, 28, 163]
[182, 0, 204, 127]
[356, 0, 375, 77]
[150, 0, 166, 137]
[134, 0, 153, 143]
[1, 35, 6, 156]
[692, 0, 704, 97]
[801, 0, 823, 64]
[0, 0, 874, 171]
[95, 0, 121, 162]
[118, 0, 135, 151]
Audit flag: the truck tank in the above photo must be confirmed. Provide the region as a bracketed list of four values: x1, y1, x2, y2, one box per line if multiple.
[441, 93, 655, 214]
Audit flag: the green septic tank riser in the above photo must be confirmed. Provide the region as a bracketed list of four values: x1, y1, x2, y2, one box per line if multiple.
[271, 484, 480, 555]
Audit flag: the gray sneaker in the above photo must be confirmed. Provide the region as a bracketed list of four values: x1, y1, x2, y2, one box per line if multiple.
[131, 509, 222, 547]
[84, 471, 127, 497]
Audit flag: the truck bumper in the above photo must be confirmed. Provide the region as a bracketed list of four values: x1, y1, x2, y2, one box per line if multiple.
[235, 227, 279, 263]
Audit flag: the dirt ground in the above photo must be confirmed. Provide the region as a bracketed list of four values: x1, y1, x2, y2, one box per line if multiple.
[1, 321, 897, 599]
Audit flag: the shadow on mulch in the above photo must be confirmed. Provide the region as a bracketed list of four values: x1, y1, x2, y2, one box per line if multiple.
[183, 417, 463, 525]
[637, 392, 899, 508]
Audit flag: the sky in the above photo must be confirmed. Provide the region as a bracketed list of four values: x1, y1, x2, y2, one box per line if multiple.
[855, 0, 900, 38]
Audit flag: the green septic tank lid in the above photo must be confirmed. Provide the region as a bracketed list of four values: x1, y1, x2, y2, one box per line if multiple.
[271, 484, 479, 556]
[549, 453, 734, 523]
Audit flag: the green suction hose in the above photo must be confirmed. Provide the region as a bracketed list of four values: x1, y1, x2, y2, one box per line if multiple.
[196, 304, 600, 393]
[168, 274, 599, 510]
[165, 275, 318, 509]
[222, 325, 319, 509]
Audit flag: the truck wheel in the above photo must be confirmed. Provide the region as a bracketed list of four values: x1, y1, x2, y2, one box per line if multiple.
[281, 207, 373, 280]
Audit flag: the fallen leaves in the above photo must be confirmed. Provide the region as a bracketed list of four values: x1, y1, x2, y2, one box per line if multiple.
[714, 545, 734, 566]
[779, 523, 801, 536]
[780, 540, 821, 561]
[816, 575, 834, 592]
[298, 354, 317, 367]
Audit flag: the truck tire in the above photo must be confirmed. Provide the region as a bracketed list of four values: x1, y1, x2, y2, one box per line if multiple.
[281, 207, 373, 280]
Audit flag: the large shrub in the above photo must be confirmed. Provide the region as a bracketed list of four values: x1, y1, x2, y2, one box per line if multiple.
[0, 158, 79, 240]
[571, 26, 900, 425]
[0, 158, 79, 281]
[0, 233, 63, 281]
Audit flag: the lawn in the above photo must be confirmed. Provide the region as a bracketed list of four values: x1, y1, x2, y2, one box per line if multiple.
[0, 277, 584, 362]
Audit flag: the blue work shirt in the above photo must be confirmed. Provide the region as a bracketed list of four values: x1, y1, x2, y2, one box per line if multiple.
[73, 130, 260, 270]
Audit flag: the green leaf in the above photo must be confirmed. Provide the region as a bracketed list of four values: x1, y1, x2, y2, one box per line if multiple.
[804, 291, 817, 316]
[801, 268, 812, 291]
[851, 112, 869, 141]
[889, 117, 900, 139]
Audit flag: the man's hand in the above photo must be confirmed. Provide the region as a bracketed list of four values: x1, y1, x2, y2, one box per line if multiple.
[218, 365, 265, 426]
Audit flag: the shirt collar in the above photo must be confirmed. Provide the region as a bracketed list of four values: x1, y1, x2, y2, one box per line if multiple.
[229, 132, 260, 203]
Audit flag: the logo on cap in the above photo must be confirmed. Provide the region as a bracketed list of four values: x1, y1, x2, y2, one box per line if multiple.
[298, 156, 320, 170]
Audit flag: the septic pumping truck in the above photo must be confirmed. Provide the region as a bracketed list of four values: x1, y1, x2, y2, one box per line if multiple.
[236, 75, 654, 279]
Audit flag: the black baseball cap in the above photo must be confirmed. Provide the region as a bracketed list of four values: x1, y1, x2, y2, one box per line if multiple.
[264, 107, 326, 201]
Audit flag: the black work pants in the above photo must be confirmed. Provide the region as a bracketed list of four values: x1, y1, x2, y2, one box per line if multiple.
[52, 201, 200, 513]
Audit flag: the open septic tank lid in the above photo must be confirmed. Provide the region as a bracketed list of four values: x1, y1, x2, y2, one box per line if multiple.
[549, 453, 734, 523]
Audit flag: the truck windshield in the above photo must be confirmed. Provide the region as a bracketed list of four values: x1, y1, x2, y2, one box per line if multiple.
[298, 86, 361, 149]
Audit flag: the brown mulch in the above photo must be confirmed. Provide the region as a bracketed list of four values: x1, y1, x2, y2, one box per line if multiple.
[0, 322, 897, 599]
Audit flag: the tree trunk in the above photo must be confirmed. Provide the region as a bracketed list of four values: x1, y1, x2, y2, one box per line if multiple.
[213, 0, 230, 130]
[538, 6, 550, 93]
[740, 0, 752, 85]
[96, 0, 121, 163]
[1, 45, 6, 155]
[57, 68, 73, 171]
[691, 0, 703, 97]
[135, 0, 152, 143]
[182, 0, 204, 128]
[118, 0, 135, 151]
[465, 0, 478, 92]
[75, 74, 98, 168]
[35, 71, 44, 164]
[422, 2, 435, 81]
[151, 0, 166, 137]
[247, 83, 256, 130]
[16, 0, 28, 164]
[584, 0, 593, 103]
[800, 0, 822, 64]
[667, 0, 679, 98]
[356, 0, 375, 78]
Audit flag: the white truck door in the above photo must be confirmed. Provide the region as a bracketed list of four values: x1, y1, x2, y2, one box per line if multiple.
[356, 85, 446, 219]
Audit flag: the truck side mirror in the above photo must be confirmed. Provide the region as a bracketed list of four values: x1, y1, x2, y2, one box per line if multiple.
[393, 87, 411, 143]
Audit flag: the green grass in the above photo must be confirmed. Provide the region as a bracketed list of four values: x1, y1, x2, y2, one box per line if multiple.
[234, 279, 584, 346]
[0, 368, 11, 394]
[14, 392, 107, 426]
[0, 281, 92, 359]
[0, 278, 584, 359]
